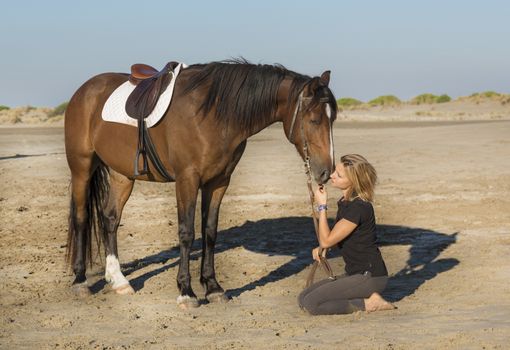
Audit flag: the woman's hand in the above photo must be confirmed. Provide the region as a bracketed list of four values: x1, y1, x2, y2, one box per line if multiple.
[312, 247, 321, 261]
[314, 185, 328, 205]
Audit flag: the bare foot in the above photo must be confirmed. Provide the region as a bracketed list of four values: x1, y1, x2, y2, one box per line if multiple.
[364, 293, 396, 312]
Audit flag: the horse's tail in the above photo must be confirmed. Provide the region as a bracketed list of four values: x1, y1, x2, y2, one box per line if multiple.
[66, 163, 110, 268]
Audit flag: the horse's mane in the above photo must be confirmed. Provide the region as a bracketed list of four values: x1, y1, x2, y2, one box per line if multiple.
[182, 58, 315, 131]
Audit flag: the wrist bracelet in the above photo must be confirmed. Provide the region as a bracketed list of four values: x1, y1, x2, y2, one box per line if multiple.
[317, 204, 328, 212]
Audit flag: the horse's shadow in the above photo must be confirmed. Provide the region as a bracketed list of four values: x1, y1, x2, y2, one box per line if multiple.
[90, 217, 458, 302]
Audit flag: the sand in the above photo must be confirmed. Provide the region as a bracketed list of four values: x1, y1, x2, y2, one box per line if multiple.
[1, 112, 510, 348]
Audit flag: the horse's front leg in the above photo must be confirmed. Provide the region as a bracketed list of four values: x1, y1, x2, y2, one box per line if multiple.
[200, 140, 247, 303]
[175, 172, 200, 309]
[200, 177, 230, 303]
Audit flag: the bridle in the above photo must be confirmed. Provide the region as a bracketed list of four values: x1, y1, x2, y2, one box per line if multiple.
[288, 90, 335, 287]
[288, 91, 331, 170]
[288, 91, 329, 143]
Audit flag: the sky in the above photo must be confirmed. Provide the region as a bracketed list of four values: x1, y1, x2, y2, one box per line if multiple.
[1, 0, 509, 107]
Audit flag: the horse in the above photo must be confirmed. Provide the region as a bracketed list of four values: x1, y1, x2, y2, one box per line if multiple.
[64, 58, 337, 308]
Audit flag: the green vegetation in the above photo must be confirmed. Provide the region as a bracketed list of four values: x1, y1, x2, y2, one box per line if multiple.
[470, 91, 501, 98]
[49, 102, 68, 117]
[436, 94, 451, 103]
[462, 91, 510, 104]
[335, 93, 455, 109]
[411, 93, 451, 104]
[368, 95, 401, 106]
[337, 97, 363, 107]
[410, 93, 437, 104]
[0, 105, 10, 111]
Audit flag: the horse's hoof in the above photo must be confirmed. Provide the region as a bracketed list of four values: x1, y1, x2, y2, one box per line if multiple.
[113, 284, 135, 295]
[176, 295, 199, 309]
[206, 292, 229, 303]
[71, 282, 91, 297]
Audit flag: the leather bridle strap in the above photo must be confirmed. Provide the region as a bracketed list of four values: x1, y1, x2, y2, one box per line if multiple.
[288, 90, 335, 287]
[288, 92, 303, 144]
[303, 145, 335, 288]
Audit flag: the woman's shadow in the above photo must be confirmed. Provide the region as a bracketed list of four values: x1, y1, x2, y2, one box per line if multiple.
[90, 217, 458, 303]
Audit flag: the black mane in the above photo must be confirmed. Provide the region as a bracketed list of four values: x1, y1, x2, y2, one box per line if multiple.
[182, 58, 313, 131]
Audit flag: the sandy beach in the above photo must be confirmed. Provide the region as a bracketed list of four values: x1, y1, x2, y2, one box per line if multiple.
[1, 105, 510, 348]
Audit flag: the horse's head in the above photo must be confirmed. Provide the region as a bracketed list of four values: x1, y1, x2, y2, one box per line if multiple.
[284, 71, 337, 185]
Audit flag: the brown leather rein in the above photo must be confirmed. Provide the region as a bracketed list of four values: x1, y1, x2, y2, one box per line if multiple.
[288, 92, 335, 288]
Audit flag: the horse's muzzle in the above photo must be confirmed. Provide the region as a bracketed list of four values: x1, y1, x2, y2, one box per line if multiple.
[316, 169, 331, 185]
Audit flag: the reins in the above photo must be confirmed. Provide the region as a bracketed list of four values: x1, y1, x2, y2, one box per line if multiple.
[289, 91, 335, 288]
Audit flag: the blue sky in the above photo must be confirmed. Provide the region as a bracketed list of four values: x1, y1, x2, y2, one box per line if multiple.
[1, 0, 509, 107]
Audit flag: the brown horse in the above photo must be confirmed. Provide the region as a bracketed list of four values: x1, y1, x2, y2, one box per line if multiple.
[65, 59, 337, 308]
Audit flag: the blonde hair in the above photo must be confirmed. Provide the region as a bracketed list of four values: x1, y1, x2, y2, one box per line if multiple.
[340, 154, 377, 202]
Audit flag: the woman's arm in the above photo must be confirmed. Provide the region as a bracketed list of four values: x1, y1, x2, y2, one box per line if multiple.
[317, 211, 357, 248]
[314, 186, 358, 248]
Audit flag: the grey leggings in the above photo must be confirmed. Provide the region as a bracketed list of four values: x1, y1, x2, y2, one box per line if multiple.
[298, 273, 388, 315]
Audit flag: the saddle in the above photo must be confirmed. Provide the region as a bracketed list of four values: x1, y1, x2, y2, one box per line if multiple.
[126, 61, 178, 119]
[129, 63, 162, 84]
[124, 61, 178, 181]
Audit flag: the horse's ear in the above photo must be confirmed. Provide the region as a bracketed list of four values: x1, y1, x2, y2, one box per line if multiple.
[320, 71, 331, 86]
[304, 77, 321, 96]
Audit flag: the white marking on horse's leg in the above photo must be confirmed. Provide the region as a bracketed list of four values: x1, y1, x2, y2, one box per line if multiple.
[105, 254, 130, 289]
[176, 295, 191, 304]
[326, 104, 335, 164]
[176, 295, 199, 309]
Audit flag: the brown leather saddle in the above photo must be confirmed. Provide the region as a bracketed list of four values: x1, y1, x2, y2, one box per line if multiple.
[124, 61, 178, 181]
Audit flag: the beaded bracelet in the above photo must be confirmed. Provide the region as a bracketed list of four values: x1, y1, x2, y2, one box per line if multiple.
[317, 204, 328, 212]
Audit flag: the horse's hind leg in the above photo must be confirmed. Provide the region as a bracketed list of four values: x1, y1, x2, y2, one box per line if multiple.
[69, 180, 91, 296]
[67, 154, 99, 297]
[102, 169, 135, 295]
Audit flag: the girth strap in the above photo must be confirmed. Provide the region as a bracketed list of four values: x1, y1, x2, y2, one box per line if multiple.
[133, 119, 173, 181]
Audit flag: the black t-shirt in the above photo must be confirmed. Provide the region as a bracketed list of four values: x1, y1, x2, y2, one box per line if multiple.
[335, 197, 388, 277]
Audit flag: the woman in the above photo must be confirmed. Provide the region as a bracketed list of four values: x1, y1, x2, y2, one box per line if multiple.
[298, 154, 395, 315]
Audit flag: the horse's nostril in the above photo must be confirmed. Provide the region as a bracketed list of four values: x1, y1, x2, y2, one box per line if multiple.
[320, 170, 330, 183]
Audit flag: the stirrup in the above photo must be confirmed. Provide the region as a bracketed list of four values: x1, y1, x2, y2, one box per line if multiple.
[133, 149, 148, 176]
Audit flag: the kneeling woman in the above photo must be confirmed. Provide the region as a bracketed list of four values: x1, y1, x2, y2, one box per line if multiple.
[299, 154, 395, 315]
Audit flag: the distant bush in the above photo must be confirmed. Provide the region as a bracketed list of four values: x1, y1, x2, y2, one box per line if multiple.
[470, 91, 501, 98]
[49, 102, 68, 117]
[462, 91, 510, 104]
[411, 93, 451, 104]
[410, 94, 438, 105]
[368, 95, 401, 106]
[0, 105, 10, 111]
[337, 97, 363, 107]
[436, 94, 451, 103]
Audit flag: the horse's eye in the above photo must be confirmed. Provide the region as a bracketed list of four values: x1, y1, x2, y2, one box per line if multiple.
[308, 110, 322, 125]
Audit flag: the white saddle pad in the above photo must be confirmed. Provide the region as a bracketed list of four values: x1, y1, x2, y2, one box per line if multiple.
[101, 62, 185, 128]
